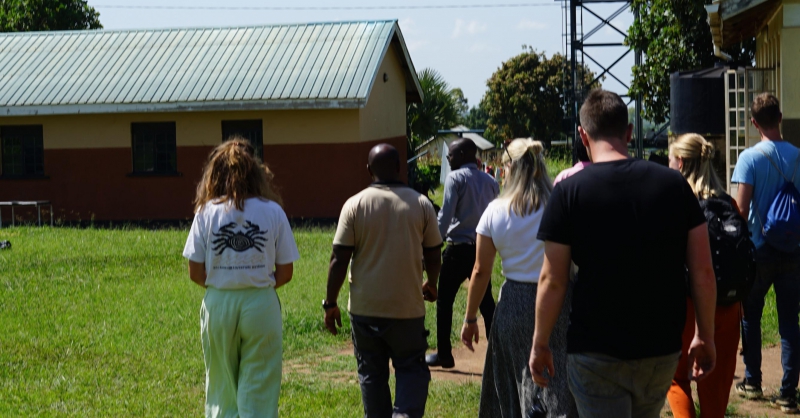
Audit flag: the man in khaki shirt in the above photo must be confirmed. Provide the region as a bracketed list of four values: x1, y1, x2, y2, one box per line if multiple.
[324, 144, 442, 418]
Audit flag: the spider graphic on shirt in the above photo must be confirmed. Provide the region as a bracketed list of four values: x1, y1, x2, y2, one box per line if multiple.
[212, 221, 268, 255]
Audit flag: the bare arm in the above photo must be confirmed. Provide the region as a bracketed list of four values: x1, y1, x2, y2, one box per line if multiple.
[274, 263, 293, 289]
[460, 234, 496, 351]
[686, 222, 717, 380]
[422, 246, 442, 302]
[736, 183, 753, 219]
[324, 245, 354, 335]
[529, 241, 572, 387]
[188, 261, 207, 288]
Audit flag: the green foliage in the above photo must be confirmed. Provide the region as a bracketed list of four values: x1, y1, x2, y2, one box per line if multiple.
[414, 163, 441, 195]
[0, 0, 101, 32]
[462, 101, 489, 131]
[627, 0, 754, 124]
[482, 47, 598, 147]
[407, 68, 460, 147]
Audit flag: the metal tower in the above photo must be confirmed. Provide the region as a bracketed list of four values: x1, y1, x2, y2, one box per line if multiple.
[562, 0, 645, 158]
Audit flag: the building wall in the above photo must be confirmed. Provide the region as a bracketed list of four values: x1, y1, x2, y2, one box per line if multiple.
[782, 2, 800, 143]
[359, 44, 407, 143]
[0, 49, 410, 222]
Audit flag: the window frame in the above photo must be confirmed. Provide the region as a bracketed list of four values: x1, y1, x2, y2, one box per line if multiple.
[0, 125, 45, 179]
[221, 119, 264, 160]
[130, 122, 179, 176]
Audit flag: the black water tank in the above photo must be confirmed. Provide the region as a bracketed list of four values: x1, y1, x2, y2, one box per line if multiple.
[670, 65, 728, 135]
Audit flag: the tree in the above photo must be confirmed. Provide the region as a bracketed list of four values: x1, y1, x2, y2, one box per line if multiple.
[0, 0, 102, 32]
[482, 48, 598, 147]
[450, 87, 469, 123]
[462, 102, 489, 131]
[407, 68, 459, 146]
[627, 0, 754, 124]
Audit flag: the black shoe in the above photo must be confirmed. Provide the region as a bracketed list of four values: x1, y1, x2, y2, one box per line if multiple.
[735, 379, 763, 399]
[771, 395, 799, 413]
[425, 352, 455, 369]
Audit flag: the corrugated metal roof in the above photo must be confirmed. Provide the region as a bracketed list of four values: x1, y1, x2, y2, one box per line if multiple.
[0, 20, 423, 116]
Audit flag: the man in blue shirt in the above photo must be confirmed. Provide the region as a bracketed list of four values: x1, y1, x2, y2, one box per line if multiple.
[732, 93, 800, 413]
[426, 138, 499, 369]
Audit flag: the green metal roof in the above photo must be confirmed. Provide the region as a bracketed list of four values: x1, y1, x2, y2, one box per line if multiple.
[0, 20, 422, 116]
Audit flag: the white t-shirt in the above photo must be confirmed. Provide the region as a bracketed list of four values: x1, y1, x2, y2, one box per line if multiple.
[182, 197, 300, 289]
[476, 199, 545, 283]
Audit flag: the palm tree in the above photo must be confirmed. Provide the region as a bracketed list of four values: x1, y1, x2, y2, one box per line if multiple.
[407, 68, 460, 147]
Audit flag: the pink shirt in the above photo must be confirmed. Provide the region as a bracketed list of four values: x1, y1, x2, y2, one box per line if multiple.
[553, 161, 591, 186]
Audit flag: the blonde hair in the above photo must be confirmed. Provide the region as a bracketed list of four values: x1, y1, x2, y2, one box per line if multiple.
[669, 133, 725, 199]
[193, 137, 283, 212]
[500, 138, 552, 216]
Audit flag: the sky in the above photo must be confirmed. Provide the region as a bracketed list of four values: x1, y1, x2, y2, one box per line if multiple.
[93, 0, 635, 109]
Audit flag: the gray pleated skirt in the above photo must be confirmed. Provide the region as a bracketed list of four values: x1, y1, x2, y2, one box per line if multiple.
[478, 279, 578, 418]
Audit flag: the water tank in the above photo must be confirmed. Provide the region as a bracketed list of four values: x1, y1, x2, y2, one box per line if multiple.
[670, 65, 729, 136]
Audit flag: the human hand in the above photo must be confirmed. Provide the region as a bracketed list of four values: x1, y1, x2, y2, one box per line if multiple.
[422, 280, 438, 302]
[529, 343, 554, 388]
[324, 306, 342, 335]
[688, 335, 716, 381]
[460, 322, 480, 352]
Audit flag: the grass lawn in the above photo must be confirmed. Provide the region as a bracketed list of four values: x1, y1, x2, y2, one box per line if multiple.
[0, 226, 501, 417]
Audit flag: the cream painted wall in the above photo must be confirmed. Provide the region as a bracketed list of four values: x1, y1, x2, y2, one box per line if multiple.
[359, 45, 407, 142]
[0, 109, 362, 149]
[781, 27, 800, 119]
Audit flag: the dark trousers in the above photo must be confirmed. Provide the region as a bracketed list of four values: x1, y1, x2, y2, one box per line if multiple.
[743, 245, 800, 398]
[351, 314, 431, 418]
[436, 244, 495, 358]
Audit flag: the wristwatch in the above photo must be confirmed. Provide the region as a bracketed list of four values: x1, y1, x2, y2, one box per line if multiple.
[464, 317, 478, 324]
[322, 300, 338, 310]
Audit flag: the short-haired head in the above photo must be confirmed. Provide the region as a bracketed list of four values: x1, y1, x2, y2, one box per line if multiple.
[751, 93, 782, 130]
[447, 138, 477, 169]
[579, 89, 629, 141]
[368, 143, 400, 182]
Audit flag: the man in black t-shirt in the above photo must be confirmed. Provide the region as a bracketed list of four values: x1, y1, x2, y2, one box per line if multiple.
[528, 90, 718, 418]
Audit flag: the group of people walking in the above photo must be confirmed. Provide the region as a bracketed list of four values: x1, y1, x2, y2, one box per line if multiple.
[181, 89, 800, 418]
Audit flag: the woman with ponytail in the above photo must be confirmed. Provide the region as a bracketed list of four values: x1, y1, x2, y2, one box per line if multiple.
[666, 134, 745, 418]
[182, 138, 299, 418]
[461, 138, 578, 417]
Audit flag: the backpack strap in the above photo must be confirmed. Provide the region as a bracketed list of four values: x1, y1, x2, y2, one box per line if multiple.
[791, 151, 800, 183]
[756, 147, 791, 183]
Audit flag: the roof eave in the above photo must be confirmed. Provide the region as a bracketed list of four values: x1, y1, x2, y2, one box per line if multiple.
[0, 98, 367, 117]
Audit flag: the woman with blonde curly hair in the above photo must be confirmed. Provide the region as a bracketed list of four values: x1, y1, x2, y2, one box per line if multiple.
[182, 138, 299, 418]
[666, 133, 749, 418]
[461, 138, 578, 417]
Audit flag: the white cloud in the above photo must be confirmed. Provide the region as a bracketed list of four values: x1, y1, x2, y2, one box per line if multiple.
[406, 40, 430, 52]
[451, 19, 488, 39]
[517, 19, 548, 31]
[399, 18, 418, 35]
[468, 42, 490, 53]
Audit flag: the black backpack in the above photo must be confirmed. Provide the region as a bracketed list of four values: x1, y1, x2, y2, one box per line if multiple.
[699, 195, 757, 305]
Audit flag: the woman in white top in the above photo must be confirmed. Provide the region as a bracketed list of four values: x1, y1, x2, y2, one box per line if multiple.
[461, 138, 577, 418]
[183, 138, 300, 418]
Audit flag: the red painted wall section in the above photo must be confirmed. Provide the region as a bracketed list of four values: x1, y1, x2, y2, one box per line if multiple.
[0, 136, 407, 222]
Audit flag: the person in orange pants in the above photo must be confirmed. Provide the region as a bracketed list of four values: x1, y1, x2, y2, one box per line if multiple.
[666, 134, 746, 418]
[667, 298, 741, 418]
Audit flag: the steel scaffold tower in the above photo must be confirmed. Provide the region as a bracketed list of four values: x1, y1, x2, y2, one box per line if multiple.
[561, 0, 644, 157]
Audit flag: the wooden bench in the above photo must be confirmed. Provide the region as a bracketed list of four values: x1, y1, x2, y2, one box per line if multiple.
[0, 201, 54, 227]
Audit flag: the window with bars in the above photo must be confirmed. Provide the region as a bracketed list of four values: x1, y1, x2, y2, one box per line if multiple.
[131, 122, 177, 174]
[1, 125, 44, 178]
[222, 120, 263, 159]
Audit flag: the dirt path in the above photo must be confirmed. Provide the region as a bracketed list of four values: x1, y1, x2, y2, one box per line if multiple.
[426, 317, 488, 383]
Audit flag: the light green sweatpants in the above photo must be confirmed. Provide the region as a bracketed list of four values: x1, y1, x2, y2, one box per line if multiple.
[201, 286, 282, 418]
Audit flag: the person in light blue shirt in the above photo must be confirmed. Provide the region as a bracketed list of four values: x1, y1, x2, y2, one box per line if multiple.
[731, 93, 800, 412]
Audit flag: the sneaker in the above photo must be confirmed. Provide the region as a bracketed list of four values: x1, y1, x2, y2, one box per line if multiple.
[425, 352, 455, 369]
[735, 379, 763, 399]
[772, 395, 799, 413]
